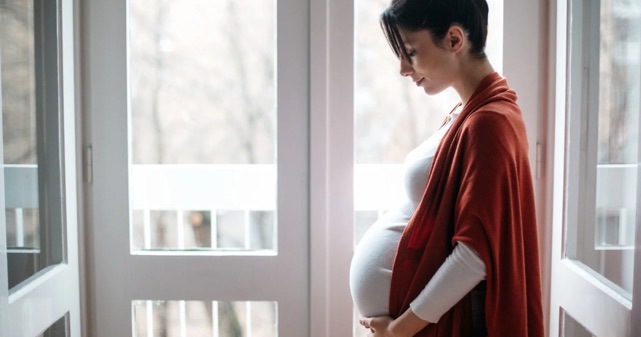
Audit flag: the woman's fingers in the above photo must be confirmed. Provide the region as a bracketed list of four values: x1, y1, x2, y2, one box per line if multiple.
[361, 316, 387, 335]
[359, 318, 372, 329]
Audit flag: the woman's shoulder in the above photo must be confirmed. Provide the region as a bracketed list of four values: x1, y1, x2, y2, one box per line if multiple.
[457, 102, 529, 152]
[463, 99, 524, 131]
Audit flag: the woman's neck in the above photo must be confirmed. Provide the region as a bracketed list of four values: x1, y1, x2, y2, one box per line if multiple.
[452, 57, 495, 105]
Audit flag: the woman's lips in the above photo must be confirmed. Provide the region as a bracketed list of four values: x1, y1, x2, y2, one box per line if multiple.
[415, 78, 423, 86]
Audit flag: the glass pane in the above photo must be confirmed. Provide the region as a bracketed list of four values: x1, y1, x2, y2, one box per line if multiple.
[132, 300, 277, 337]
[127, 0, 277, 254]
[562, 311, 596, 337]
[566, 0, 640, 296]
[352, 0, 504, 328]
[37, 314, 68, 337]
[354, 210, 379, 247]
[2, 0, 64, 289]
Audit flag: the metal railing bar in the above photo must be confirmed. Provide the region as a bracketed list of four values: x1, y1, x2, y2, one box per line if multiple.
[146, 301, 153, 337]
[246, 301, 252, 337]
[211, 210, 218, 249]
[179, 300, 187, 337]
[177, 210, 185, 249]
[244, 210, 251, 250]
[144, 210, 152, 249]
[213, 301, 219, 337]
[16, 208, 25, 247]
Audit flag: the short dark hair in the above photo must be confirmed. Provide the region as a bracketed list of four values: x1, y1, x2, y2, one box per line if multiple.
[381, 0, 489, 61]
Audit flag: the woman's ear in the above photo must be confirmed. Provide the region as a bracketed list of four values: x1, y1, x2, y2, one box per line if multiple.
[446, 25, 465, 53]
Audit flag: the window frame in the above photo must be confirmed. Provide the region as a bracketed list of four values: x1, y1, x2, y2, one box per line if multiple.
[548, 0, 641, 335]
[81, 0, 310, 336]
[0, 0, 82, 335]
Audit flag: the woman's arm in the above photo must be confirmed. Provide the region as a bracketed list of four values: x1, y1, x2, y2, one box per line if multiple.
[360, 242, 485, 336]
[409, 241, 485, 322]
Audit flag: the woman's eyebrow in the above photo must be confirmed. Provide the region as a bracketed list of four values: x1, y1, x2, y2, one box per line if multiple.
[401, 36, 414, 49]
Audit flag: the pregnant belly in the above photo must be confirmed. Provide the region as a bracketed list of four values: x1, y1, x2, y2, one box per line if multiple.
[349, 213, 406, 317]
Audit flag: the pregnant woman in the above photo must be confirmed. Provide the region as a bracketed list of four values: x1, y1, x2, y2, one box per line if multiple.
[349, 0, 545, 336]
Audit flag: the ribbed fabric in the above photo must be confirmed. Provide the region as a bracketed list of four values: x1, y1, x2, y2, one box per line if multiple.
[410, 242, 485, 323]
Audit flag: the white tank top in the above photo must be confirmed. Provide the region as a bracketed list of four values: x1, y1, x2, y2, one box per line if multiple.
[349, 110, 459, 317]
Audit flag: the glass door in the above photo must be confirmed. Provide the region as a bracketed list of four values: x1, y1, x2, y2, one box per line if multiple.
[84, 0, 309, 336]
[0, 0, 81, 336]
[550, 0, 641, 335]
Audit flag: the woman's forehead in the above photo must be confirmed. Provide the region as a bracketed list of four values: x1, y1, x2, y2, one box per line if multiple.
[397, 28, 430, 45]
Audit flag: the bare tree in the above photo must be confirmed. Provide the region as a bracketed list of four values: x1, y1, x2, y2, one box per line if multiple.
[1, 0, 37, 164]
[597, 0, 638, 164]
[217, 0, 275, 164]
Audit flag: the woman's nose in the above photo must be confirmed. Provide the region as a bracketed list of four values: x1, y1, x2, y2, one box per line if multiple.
[399, 57, 413, 77]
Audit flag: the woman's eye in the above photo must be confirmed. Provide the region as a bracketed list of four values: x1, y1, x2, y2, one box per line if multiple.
[408, 50, 416, 57]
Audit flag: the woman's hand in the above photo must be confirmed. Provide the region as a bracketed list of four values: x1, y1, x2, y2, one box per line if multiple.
[359, 316, 398, 337]
[359, 308, 430, 337]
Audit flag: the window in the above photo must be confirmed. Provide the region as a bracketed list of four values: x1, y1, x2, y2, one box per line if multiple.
[127, 0, 277, 254]
[0, 0, 81, 335]
[84, 0, 309, 335]
[2, 0, 65, 289]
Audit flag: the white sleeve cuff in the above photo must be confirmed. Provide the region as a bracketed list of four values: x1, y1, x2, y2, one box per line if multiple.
[409, 241, 486, 323]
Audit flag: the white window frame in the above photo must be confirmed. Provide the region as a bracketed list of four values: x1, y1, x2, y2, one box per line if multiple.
[0, 0, 82, 336]
[548, 0, 641, 336]
[81, 0, 310, 336]
[309, 0, 354, 334]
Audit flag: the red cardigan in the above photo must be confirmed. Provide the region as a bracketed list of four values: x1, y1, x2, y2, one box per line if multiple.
[389, 73, 544, 337]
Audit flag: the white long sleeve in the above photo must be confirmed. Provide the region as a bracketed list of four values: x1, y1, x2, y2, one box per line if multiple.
[409, 241, 486, 323]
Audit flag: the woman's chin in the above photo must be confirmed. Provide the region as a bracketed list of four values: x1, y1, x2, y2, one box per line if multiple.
[422, 85, 446, 96]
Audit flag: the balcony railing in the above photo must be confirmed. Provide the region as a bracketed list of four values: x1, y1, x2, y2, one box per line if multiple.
[127, 164, 406, 253]
[5, 164, 38, 251]
[5, 163, 637, 251]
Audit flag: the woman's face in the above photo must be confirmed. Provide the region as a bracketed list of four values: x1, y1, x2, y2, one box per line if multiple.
[397, 28, 458, 95]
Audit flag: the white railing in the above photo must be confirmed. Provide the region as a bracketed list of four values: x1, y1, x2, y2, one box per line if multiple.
[130, 165, 278, 211]
[129, 164, 406, 251]
[4, 165, 38, 251]
[594, 163, 638, 249]
[130, 165, 278, 251]
[7, 163, 637, 250]
[132, 300, 277, 337]
[130, 164, 406, 211]
[129, 163, 639, 251]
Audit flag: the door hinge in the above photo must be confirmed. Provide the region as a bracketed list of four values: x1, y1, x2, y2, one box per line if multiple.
[85, 145, 93, 184]
[535, 142, 542, 180]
